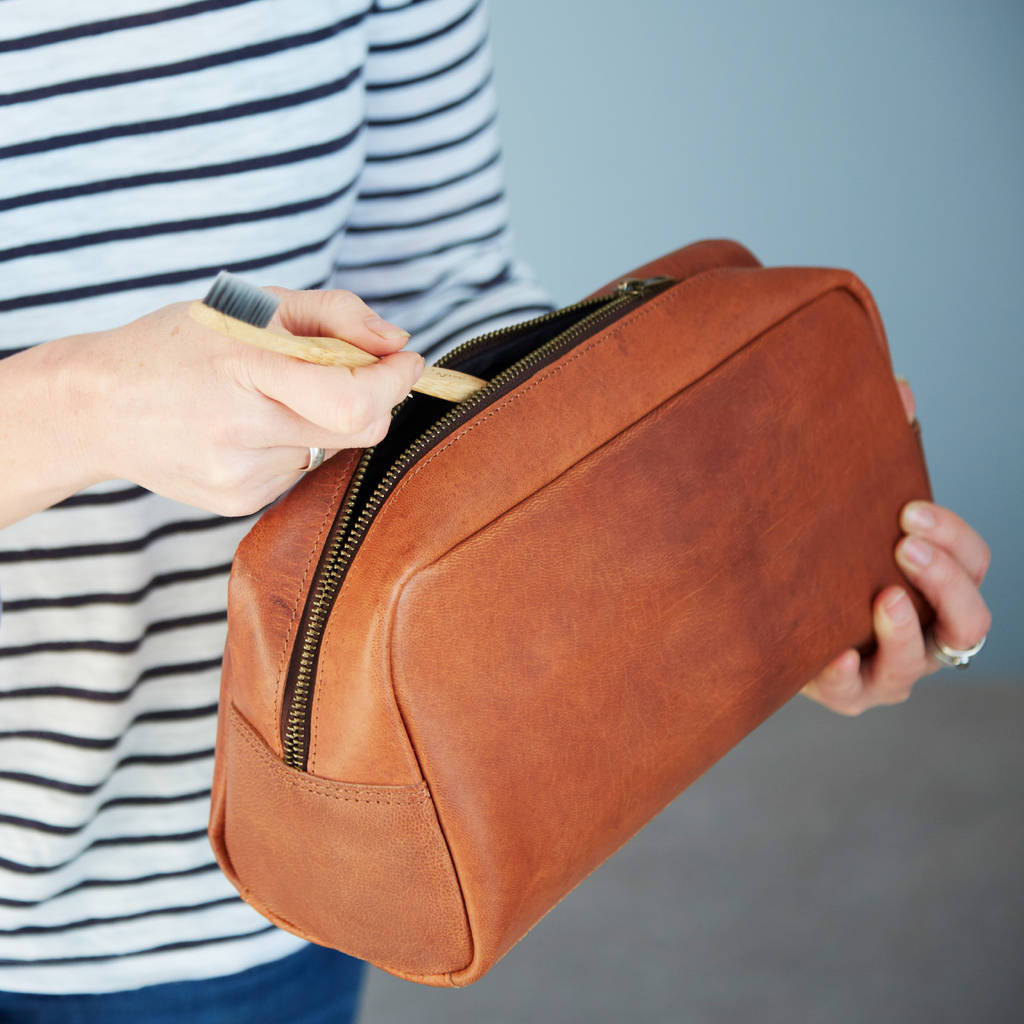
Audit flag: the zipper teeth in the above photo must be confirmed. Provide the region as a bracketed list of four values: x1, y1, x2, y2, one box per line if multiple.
[281, 451, 372, 767]
[431, 292, 613, 370]
[281, 282, 667, 770]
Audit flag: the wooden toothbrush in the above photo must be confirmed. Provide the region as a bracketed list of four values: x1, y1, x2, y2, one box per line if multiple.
[189, 271, 488, 403]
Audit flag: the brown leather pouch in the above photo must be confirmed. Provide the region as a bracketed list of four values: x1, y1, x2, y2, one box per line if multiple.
[209, 238, 934, 986]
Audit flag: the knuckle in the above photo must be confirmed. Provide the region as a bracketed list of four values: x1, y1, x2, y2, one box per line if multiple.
[337, 393, 372, 434]
[213, 413, 251, 450]
[927, 551, 954, 588]
[364, 416, 391, 446]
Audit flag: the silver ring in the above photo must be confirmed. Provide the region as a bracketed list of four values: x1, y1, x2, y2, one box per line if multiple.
[301, 446, 325, 473]
[925, 626, 987, 670]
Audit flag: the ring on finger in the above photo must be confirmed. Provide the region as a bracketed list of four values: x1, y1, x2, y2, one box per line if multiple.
[924, 626, 987, 669]
[301, 446, 325, 473]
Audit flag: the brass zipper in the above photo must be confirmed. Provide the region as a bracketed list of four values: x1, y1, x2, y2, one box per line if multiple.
[280, 274, 675, 770]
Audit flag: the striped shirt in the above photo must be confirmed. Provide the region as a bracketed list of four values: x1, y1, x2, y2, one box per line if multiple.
[0, 0, 554, 994]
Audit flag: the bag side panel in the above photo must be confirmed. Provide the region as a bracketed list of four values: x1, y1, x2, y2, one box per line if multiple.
[391, 287, 933, 984]
[210, 701, 472, 982]
[306, 264, 870, 785]
[219, 445, 422, 783]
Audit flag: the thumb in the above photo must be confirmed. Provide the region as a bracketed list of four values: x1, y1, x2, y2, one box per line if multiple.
[264, 286, 412, 357]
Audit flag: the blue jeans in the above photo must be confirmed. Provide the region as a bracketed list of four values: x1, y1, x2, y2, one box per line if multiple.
[0, 944, 367, 1023]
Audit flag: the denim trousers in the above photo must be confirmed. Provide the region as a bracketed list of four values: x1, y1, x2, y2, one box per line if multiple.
[0, 944, 367, 1023]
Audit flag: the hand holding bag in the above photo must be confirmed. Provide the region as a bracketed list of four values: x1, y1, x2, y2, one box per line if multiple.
[209, 238, 934, 987]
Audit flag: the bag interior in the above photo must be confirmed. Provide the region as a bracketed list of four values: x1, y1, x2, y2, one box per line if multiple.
[353, 300, 610, 504]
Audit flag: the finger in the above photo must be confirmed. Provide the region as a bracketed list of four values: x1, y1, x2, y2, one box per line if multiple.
[801, 648, 868, 716]
[235, 393, 397, 452]
[279, 447, 342, 475]
[859, 586, 933, 706]
[894, 534, 993, 652]
[899, 500, 992, 586]
[243, 346, 424, 439]
[894, 374, 916, 423]
[264, 286, 412, 357]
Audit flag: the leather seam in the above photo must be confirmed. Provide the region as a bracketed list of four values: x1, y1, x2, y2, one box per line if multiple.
[386, 587, 476, 977]
[379, 266, 733, 511]
[403, 283, 874, 576]
[230, 703, 430, 805]
[227, 702, 463, 978]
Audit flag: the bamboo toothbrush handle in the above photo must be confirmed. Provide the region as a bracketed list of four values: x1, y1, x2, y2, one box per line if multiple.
[188, 301, 486, 403]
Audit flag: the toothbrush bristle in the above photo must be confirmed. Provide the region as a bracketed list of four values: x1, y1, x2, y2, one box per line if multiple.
[202, 270, 281, 328]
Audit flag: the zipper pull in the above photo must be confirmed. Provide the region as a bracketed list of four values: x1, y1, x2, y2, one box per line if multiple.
[613, 274, 675, 298]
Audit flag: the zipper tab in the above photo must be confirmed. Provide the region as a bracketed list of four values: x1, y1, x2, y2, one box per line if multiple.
[614, 275, 675, 298]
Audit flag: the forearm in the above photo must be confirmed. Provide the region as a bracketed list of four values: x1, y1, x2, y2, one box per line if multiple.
[0, 334, 106, 530]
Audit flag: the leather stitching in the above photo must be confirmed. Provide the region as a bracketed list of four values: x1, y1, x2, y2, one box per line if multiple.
[230, 703, 429, 805]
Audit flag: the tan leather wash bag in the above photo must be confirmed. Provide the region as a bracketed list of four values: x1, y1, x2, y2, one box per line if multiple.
[210, 238, 934, 987]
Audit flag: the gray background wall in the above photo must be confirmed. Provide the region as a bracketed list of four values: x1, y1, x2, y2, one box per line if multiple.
[487, 0, 1022, 677]
[361, 3, 1022, 1021]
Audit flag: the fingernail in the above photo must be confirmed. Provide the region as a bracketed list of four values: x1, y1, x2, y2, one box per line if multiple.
[903, 501, 935, 531]
[884, 589, 913, 624]
[894, 373, 910, 385]
[365, 315, 410, 342]
[899, 536, 933, 567]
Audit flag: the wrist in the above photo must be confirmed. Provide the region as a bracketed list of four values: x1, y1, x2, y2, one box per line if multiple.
[0, 333, 111, 527]
[47, 328, 120, 487]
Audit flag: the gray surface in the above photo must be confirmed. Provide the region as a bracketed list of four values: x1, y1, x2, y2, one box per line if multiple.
[358, 681, 1023, 1023]
[485, 0, 1023, 674]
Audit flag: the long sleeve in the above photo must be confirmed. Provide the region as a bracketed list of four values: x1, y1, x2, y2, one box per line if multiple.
[330, 0, 557, 363]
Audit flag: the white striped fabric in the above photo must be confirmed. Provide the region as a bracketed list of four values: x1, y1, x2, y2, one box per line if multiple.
[0, 0, 554, 993]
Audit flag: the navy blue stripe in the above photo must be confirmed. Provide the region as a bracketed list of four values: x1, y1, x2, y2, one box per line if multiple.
[366, 29, 485, 92]
[334, 222, 505, 271]
[0, 612, 225, 658]
[0, 862, 219, 909]
[0, 561, 233, 613]
[357, 258, 512, 306]
[365, 68, 490, 126]
[0, 176, 357, 264]
[0, 67, 361, 161]
[0, 657, 221, 703]
[0, 830, 209, 876]
[135, 703, 219, 724]
[345, 189, 502, 233]
[0, 0, 257, 53]
[53, 485, 150, 509]
[366, 110, 495, 161]
[0, 233, 337, 313]
[0, 125, 363, 214]
[0, 790, 210, 837]
[0, 924, 276, 965]
[357, 148, 500, 199]
[0, 747, 214, 796]
[0, 895, 238, 936]
[0, 13, 365, 106]
[368, 0, 480, 54]
[358, 256, 509, 303]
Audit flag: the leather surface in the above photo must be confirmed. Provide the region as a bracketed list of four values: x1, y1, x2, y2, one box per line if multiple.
[212, 238, 934, 987]
[210, 702, 472, 978]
